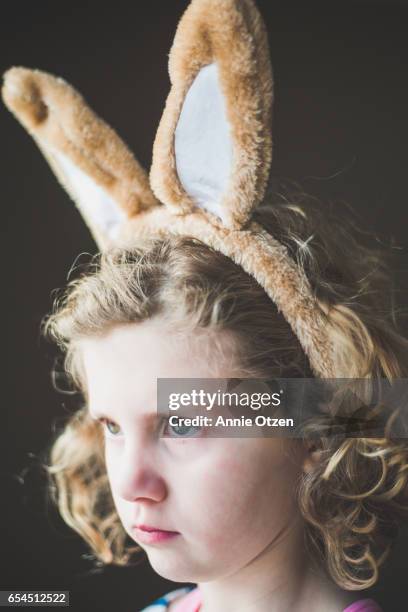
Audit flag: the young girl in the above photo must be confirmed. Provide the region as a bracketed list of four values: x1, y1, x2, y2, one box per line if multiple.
[3, 1, 408, 610]
[41, 200, 408, 612]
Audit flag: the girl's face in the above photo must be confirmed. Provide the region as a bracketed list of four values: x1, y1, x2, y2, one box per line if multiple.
[80, 319, 309, 582]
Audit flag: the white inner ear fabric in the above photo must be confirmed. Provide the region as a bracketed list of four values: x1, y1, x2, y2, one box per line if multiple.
[174, 63, 233, 221]
[53, 150, 125, 240]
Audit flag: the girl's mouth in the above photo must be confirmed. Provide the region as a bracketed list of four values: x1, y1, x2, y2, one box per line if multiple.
[132, 524, 180, 544]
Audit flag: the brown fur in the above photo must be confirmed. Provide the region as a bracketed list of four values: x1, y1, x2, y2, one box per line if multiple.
[1, 0, 336, 377]
[150, 0, 273, 229]
[2, 67, 159, 220]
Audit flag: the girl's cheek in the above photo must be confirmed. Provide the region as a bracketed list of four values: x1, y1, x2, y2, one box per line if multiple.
[161, 436, 210, 462]
[194, 455, 243, 513]
[104, 441, 124, 482]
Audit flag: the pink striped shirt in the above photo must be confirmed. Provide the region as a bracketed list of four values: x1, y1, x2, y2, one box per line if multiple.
[171, 588, 382, 612]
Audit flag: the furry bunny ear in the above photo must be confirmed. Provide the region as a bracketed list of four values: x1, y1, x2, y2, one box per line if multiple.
[150, 0, 273, 230]
[2, 67, 159, 249]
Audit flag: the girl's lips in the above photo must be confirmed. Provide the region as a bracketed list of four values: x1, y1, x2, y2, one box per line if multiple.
[132, 524, 180, 545]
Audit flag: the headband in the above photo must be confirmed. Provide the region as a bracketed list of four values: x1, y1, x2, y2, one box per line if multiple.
[2, 0, 335, 378]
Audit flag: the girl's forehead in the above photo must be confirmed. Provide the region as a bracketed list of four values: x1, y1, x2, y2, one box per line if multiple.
[79, 319, 243, 376]
[79, 319, 246, 418]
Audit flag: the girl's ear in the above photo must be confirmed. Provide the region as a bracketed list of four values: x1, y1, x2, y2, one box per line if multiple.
[2, 67, 159, 250]
[302, 440, 324, 475]
[150, 0, 273, 229]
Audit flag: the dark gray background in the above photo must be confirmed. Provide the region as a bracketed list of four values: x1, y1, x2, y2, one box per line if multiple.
[1, 1, 407, 610]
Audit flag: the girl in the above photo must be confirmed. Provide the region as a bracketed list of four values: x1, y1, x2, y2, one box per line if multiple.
[44, 211, 408, 612]
[3, 0, 408, 610]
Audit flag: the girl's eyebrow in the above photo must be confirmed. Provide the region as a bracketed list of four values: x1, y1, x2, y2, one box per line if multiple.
[88, 408, 159, 425]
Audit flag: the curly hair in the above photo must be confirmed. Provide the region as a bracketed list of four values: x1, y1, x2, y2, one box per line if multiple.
[43, 190, 408, 590]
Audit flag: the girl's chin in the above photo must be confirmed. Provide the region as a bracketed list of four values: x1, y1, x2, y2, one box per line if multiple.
[149, 562, 197, 583]
[147, 553, 214, 584]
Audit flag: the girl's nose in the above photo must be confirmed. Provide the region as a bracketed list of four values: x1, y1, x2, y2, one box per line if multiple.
[113, 441, 167, 503]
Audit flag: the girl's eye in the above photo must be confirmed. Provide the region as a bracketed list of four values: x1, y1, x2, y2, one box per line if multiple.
[100, 418, 122, 437]
[162, 418, 203, 439]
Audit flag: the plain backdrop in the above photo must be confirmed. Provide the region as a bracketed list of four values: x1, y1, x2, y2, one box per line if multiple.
[1, 1, 407, 611]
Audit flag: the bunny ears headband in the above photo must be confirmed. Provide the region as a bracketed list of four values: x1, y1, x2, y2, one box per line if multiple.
[2, 0, 335, 378]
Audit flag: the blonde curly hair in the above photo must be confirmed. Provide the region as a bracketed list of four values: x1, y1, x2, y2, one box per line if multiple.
[43, 190, 408, 590]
